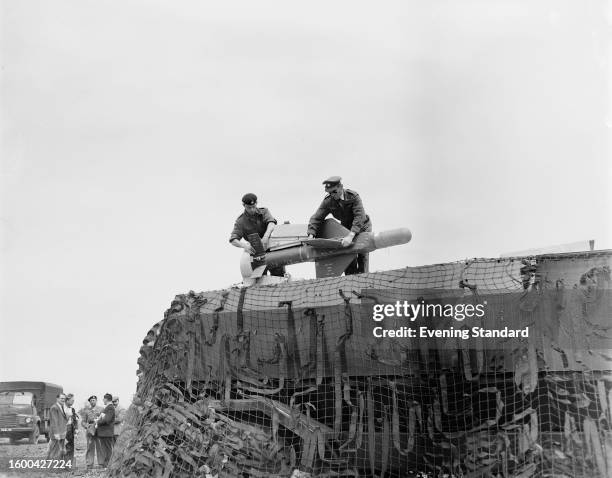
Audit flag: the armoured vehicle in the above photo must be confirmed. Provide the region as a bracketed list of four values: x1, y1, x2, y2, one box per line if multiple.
[109, 228, 612, 477]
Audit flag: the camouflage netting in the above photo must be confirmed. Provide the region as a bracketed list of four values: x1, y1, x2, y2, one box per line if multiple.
[109, 251, 612, 477]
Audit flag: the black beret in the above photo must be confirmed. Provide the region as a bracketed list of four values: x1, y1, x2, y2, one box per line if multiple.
[322, 176, 342, 186]
[241, 193, 257, 205]
[88, 395, 97, 401]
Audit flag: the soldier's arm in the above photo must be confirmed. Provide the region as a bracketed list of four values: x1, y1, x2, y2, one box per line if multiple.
[349, 193, 367, 233]
[231, 238, 255, 254]
[261, 208, 277, 244]
[307, 200, 330, 237]
[230, 238, 252, 251]
[229, 219, 243, 244]
[229, 220, 254, 253]
[262, 223, 274, 249]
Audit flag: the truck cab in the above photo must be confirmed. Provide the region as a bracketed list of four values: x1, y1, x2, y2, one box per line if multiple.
[0, 391, 40, 444]
[0, 382, 63, 444]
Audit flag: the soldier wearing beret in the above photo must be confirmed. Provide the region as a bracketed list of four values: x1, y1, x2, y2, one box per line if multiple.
[81, 395, 103, 469]
[229, 193, 285, 276]
[307, 176, 372, 275]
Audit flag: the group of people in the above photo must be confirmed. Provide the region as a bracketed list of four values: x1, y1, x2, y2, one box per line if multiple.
[47, 392, 125, 469]
[230, 176, 372, 276]
[47, 393, 79, 464]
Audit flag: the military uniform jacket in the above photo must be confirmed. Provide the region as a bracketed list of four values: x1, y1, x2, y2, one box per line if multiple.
[81, 405, 103, 435]
[229, 207, 277, 243]
[307, 189, 371, 236]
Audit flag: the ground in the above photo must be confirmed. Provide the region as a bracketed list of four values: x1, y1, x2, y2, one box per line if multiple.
[0, 432, 109, 478]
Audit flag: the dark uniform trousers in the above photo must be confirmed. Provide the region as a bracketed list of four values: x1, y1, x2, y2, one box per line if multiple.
[98, 436, 114, 466]
[345, 251, 369, 275]
[266, 265, 286, 277]
[345, 215, 372, 275]
[64, 423, 75, 464]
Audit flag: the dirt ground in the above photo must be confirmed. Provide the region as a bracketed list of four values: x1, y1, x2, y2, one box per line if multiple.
[0, 432, 109, 478]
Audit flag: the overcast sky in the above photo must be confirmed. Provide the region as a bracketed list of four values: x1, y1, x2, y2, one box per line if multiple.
[1, 0, 610, 407]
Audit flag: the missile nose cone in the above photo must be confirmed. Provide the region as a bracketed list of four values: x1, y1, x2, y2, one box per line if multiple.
[372, 228, 412, 249]
[240, 252, 254, 279]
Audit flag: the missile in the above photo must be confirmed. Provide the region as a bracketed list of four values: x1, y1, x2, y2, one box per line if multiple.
[240, 219, 411, 281]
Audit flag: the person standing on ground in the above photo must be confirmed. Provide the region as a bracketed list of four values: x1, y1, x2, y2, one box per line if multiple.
[46, 393, 68, 459]
[63, 393, 79, 465]
[81, 395, 102, 469]
[112, 395, 125, 444]
[94, 393, 116, 468]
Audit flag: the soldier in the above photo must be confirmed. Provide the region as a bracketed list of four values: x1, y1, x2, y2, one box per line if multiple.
[112, 395, 125, 444]
[81, 395, 103, 469]
[229, 193, 284, 276]
[307, 176, 372, 274]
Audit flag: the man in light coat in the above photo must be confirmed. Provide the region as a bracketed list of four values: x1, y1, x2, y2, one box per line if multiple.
[46, 393, 68, 459]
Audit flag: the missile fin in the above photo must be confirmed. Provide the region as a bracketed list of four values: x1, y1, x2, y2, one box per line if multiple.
[315, 254, 357, 278]
[250, 265, 267, 278]
[268, 240, 303, 251]
[303, 238, 344, 249]
[319, 219, 350, 239]
[247, 233, 267, 255]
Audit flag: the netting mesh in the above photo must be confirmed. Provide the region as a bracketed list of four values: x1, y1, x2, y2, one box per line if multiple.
[109, 251, 612, 477]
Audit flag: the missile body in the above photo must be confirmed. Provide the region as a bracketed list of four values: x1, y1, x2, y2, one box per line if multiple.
[240, 227, 412, 280]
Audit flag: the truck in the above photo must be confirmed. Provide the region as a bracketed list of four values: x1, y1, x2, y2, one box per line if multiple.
[0, 381, 63, 444]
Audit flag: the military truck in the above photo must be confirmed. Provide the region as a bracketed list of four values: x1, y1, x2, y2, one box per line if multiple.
[0, 381, 63, 444]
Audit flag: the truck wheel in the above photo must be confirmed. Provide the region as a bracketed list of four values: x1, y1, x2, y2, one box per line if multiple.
[28, 425, 40, 444]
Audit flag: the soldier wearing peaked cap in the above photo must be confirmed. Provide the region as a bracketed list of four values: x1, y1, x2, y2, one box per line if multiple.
[307, 176, 372, 275]
[229, 193, 285, 277]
